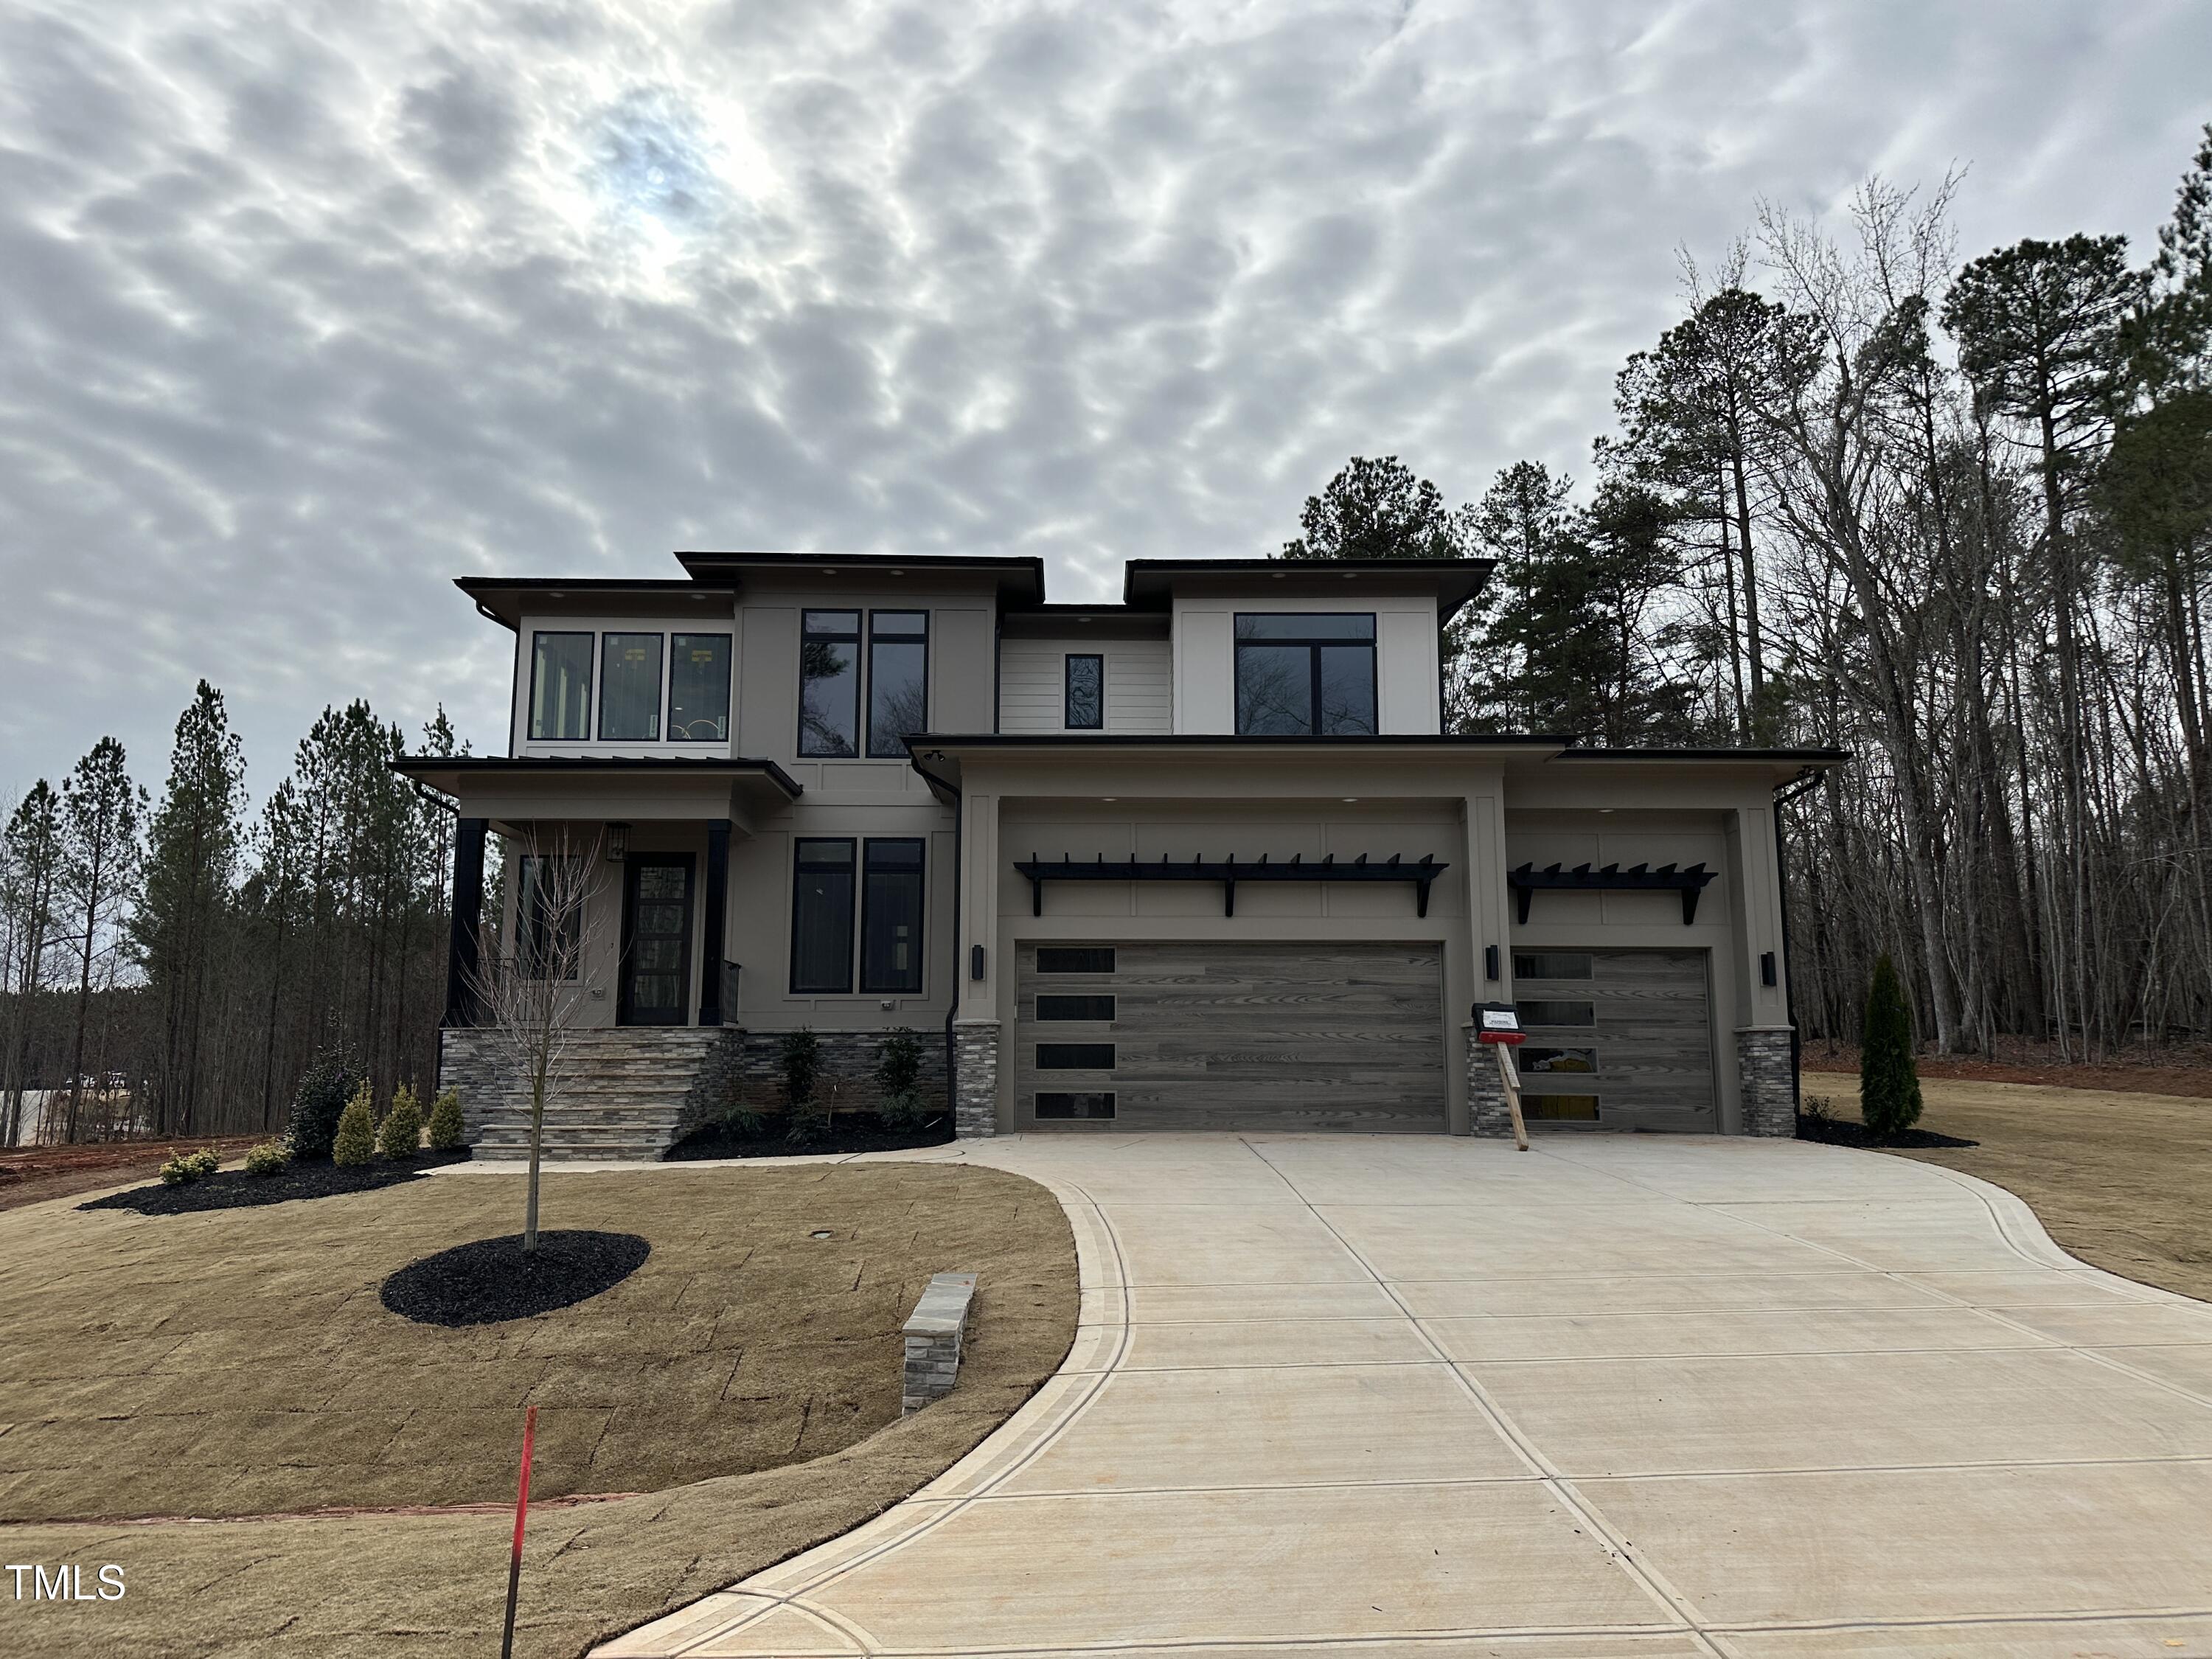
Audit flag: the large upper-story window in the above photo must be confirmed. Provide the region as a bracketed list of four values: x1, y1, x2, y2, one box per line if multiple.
[526, 627, 731, 746]
[799, 611, 861, 757]
[799, 609, 928, 758]
[669, 634, 732, 741]
[599, 633, 664, 740]
[868, 612, 928, 757]
[529, 633, 593, 741]
[1234, 613, 1377, 735]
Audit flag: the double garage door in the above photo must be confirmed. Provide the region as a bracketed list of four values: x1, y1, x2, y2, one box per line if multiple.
[1012, 941, 1718, 1133]
[1013, 942, 1446, 1132]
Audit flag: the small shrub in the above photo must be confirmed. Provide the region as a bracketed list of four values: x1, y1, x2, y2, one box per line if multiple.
[874, 1027, 928, 1127]
[380, 1083, 424, 1159]
[333, 1082, 377, 1166]
[288, 1046, 365, 1161]
[159, 1147, 221, 1185]
[780, 1028, 825, 1144]
[1860, 953, 1924, 1138]
[425, 1087, 465, 1152]
[242, 1140, 291, 1176]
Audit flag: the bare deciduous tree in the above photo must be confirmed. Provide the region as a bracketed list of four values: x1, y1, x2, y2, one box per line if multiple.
[461, 830, 602, 1253]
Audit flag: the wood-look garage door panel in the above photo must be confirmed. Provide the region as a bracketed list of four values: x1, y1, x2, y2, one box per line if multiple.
[1016, 942, 1444, 1132]
[1514, 947, 1716, 1131]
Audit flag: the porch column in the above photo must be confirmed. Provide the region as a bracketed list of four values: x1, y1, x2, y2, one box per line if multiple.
[445, 816, 487, 1028]
[699, 818, 731, 1026]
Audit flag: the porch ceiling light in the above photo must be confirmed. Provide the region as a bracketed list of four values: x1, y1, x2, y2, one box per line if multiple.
[607, 821, 630, 861]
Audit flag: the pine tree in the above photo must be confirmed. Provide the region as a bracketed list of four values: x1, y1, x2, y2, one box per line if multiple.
[1860, 954, 1924, 1138]
[58, 740, 145, 1142]
[131, 683, 246, 1135]
[332, 1080, 376, 1166]
[1, 783, 65, 1147]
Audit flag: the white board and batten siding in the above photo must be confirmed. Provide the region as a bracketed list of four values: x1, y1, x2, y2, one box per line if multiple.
[999, 639, 1172, 733]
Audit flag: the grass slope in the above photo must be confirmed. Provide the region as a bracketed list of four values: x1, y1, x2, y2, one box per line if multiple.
[0, 1161, 1076, 1658]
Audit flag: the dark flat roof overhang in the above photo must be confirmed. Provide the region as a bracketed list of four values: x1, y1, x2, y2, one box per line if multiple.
[1121, 557, 1495, 619]
[394, 754, 803, 800]
[674, 550, 1046, 603]
[456, 577, 736, 630]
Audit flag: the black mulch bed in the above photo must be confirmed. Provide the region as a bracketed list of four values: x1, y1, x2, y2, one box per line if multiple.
[1796, 1111, 1978, 1150]
[79, 1152, 471, 1216]
[380, 1230, 650, 1326]
[664, 1113, 954, 1161]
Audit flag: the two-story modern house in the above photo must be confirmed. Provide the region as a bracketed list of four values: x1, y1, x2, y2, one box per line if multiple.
[396, 550, 1843, 1157]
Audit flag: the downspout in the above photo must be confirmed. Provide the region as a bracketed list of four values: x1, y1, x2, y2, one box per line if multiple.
[911, 749, 964, 1125]
[1771, 767, 1829, 1113]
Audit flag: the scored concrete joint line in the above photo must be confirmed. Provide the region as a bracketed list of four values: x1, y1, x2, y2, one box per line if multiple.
[596, 1133, 2212, 1658]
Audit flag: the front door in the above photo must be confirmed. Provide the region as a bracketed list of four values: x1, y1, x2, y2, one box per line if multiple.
[620, 855, 694, 1026]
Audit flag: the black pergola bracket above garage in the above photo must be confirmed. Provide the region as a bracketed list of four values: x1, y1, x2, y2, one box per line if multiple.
[1015, 852, 1447, 919]
[1509, 861, 1717, 925]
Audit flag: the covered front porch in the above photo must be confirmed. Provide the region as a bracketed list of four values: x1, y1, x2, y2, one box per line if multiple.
[394, 756, 804, 1032]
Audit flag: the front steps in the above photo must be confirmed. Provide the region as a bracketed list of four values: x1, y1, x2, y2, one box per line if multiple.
[441, 1027, 732, 1162]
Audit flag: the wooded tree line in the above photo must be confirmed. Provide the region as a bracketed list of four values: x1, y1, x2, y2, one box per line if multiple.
[0, 689, 462, 1144]
[1285, 128, 2212, 1060]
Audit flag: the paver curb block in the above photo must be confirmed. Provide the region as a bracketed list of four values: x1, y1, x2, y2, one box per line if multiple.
[902, 1271, 978, 1414]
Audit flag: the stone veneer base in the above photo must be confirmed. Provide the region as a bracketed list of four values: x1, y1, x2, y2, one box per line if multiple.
[951, 1020, 1000, 1139]
[1737, 1026, 1798, 1136]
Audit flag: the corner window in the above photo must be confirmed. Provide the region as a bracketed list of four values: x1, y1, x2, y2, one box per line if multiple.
[860, 838, 925, 993]
[799, 612, 860, 757]
[1064, 653, 1104, 730]
[598, 633, 664, 741]
[529, 633, 593, 741]
[790, 839, 856, 992]
[1234, 613, 1377, 736]
[669, 634, 731, 742]
[867, 612, 928, 758]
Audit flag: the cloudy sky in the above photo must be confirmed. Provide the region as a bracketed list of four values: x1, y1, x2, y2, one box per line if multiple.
[1, 0, 2206, 800]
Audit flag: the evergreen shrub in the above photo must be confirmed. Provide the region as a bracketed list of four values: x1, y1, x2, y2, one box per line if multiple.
[159, 1147, 221, 1185]
[874, 1028, 927, 1127]
[780, 1028, 824, 1143]
[332, 1082, 377, 1166]
[1860, 953, 1924, 1138]
[242, 1141, 291, 1176]
[288, 1047, 365, 1161]
[379, 1084, 423, 1158]
[425, 1087, 465, 1152]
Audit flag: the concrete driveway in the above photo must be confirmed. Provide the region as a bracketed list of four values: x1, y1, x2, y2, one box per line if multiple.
[599, 1133, 2212, 1658]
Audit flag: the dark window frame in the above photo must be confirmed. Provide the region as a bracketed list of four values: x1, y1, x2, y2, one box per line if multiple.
[1063, 653, 1105, 730]
[789, 837, 858, 994]
[517, 854, 582, 979]
[798, 611, 863, 758]
[668, 632, 734, 743]
[1035, 1091, 1116, 1120]
[527, 631, 595, 742]
[858, 836, 926, 995]
[597, 630, 665, 742]
[866, 610, 930, 759]
[1035, 1043, 1116, 1070]
[1232, 613, 1378, 737]
[1035, 993, 1115, 1021]
[1037, 946, 1116, 974]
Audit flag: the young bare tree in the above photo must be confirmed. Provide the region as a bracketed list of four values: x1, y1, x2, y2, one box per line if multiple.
[461, 830, 601, 1253]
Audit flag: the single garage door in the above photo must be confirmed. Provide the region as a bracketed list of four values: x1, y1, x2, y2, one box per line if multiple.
[1511, 947, 1716, 1131]
[1014, 941, 1446, 1132]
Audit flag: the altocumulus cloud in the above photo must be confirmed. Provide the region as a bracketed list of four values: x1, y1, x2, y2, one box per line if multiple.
[0, 0, 2205, 790]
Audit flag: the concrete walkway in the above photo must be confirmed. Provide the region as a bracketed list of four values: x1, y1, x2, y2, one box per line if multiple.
[597, 1133, 2212, 1658]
